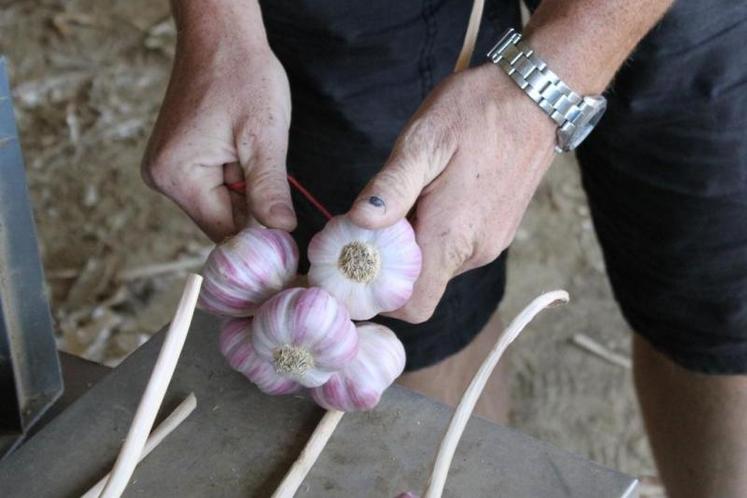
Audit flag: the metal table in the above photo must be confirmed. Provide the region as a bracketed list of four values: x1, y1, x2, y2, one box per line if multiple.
[0, 312, 638, 497]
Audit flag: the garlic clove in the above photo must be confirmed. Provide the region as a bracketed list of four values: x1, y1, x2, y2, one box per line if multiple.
[199, 227, 299, 317]
[252, 287, 359, 388]
[311, 322, 406, 412]
[310, 262, 381, 320]
[308, 216, 421, 320]
[219, 321, 253, 371]
[367, 270, 420, 316]
[219, 318, 301, 395]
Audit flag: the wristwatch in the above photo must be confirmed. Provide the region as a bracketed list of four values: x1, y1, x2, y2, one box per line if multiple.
[486, 28, 607, 153]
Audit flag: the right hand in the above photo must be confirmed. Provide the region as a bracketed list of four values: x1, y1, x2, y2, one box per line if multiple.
[142, 10, 296, 242]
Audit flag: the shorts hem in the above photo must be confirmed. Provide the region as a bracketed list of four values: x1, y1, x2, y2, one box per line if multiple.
[636, 331, 747, 376]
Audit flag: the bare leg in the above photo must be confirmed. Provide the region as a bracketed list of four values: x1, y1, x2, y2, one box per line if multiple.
[398, 311, 510, 425]
[633, 334, 747, 498]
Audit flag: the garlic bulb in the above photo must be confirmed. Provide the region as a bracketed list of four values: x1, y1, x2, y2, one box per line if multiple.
[199, 227, 299, 317]
[307, 216, 421, 320]
[219, 318, 301, 395]
[395, 493, 419, 498]
[252, 287, 358, 388]
[311, 322, 406, 412]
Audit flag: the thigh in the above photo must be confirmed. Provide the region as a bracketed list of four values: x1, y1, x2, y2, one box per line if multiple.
[578, 2, 747, 373]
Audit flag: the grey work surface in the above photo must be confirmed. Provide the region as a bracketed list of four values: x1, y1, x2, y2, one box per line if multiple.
[0, 312, 638, 497]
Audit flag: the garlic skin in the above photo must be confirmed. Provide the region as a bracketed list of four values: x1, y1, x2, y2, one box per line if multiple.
[311, 322, 406, 412]
[307, 216, 421, 320]
[199, 227, 299, 317]
[219, 318, 301, 395]
[252, 287, 358, 388]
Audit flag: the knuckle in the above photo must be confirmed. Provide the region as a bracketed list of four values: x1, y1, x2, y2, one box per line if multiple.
[237, 124, 288, 166]
[142, 154, 201, 206]
[373, 166, 418, 200]
[257, 109, 289, 132]
[248, 164, 284, 189]
[237, 114, 286, 144]
[471, 240, 504, 268]
[235, 127, 260, 156]
[381, 113, 461, 197]
[401, 115, 459, 169]
[443, 230, 475, 269]
[140, 139, 183, 194]
[246, 168, 288, 206]
[142, 159, 173, 193]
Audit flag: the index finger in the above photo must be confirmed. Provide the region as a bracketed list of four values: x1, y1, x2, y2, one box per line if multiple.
[158, 163, 237, 243]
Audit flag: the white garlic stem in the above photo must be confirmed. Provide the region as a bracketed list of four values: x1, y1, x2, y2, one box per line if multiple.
[453, 0, 485, 72]
[98, 274, 203, 498]
[422, 290, 570, 498]
[81, 394, 197, 498]
[271, 409, 345, 498]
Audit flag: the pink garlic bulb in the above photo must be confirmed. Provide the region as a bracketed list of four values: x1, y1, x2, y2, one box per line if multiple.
[252, 287, 358, 388]
[307, 216, 422, 320]
[219, 318, 300, 395]
[199, 227, 299, 317]
[395, 493, 419, 498]
[311, 322, 406, 411]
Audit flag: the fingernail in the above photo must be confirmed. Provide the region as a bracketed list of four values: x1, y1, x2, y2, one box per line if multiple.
[368, 196, 385, 208]
[270, 203, 294, 220]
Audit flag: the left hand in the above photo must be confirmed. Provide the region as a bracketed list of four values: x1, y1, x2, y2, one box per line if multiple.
[347, 63, 557, 323]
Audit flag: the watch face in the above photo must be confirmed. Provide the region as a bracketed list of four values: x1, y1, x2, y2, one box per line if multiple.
[557, 96, 607, 152]
[567, 97, 607, 150]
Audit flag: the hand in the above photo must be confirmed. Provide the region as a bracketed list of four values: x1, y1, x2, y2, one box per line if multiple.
[347, 64, 557, 323]
[142, 9, 295, 242]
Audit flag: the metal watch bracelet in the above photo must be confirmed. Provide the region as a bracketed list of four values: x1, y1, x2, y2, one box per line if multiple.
[486, 28, 606, 153]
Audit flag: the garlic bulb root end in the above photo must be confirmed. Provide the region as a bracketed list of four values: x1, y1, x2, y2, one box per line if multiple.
[273, 345, 315, 376]
[337, 241, 381, 283]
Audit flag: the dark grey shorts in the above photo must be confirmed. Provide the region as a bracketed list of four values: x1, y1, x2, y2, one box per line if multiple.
[575, 2, 747, 374]
[261, 0, 747, 373]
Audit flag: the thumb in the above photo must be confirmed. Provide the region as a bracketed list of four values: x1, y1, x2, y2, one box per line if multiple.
[347, 119, 457, 229]
[237, 129, 297, 231]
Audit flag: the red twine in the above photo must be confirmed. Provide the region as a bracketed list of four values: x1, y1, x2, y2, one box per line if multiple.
[226, 175, 334, 222]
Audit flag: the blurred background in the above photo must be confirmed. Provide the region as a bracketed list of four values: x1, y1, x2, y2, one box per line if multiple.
[0, 0, 660, 494]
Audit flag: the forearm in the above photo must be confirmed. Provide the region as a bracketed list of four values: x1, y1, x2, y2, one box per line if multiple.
[523, 0, 674, 94]
[171, 0, 270, 53]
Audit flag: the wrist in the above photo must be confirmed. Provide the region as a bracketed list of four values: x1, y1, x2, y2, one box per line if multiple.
[172, 0, 271, 55]
[522, 0, 674, 95]
[474, 63, 557, 152]
[521, 23, 612, 95]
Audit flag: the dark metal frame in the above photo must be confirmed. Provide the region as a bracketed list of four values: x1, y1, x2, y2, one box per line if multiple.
[0, 57, 63, 458]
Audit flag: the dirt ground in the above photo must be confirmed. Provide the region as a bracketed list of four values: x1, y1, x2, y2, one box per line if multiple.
[1, 0, 661, 495]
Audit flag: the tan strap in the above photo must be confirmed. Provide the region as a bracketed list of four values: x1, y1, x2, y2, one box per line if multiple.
[453, 0, 486, 72]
